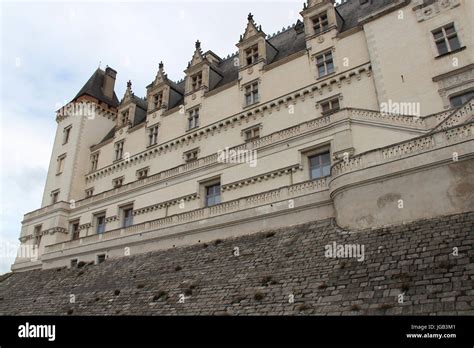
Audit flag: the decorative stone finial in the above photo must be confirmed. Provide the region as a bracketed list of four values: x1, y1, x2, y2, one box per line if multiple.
[127, 80, 132, 89]
[195, 40, 201, 49]
[248, 12, 253, 21]
[159, 61, 164, 70]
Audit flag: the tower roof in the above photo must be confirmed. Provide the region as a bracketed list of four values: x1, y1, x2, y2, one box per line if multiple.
[73, 68, 120, 107]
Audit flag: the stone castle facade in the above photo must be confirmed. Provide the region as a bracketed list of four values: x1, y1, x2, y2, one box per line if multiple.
[12, 0, 473, 272]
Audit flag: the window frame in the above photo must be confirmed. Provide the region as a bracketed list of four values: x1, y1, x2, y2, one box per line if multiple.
[56, 154, 66, 175]
[63, 125, 72, 145]
[122, 205, 134, 228]
[187, 107, 200, 130]
[51, 190, 60, 204]
[311, 12, 329, 35]
[113, 176, 124, 188]
[432, 23, 462, 57]
[148, 125, 159, 146]
[245, 45, 259, 66]
[69, 220, 80, 240]
[95, 212, 106, 234]
[114, 141, 125, 161]
[315, 50, 335, 78]
[191, 72, 203, 91]
[244, 81, 260, 106]
[90, 152, 99, 172]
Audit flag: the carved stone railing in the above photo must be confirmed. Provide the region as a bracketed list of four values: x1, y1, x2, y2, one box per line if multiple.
[433, 99, 474, 131]
[349, 108, 425, 128]
[44, 177, 329, 254]
[332, 121, 474, 178]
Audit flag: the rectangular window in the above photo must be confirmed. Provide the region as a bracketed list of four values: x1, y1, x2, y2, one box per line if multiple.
[122, 207, 133, 228]
[309, 152, 331, 179]
[244, 126, 260, 141]
[63, 126, 72, 144]
[206, 183, 221, 207]
[97, 254, 106, 264]
[137, 168, 149, 180]
[320, 98, 340, 115]
[433, 23, 461, 56]
[120, 110, 129, 126]
[191, 72, 202, 91]
[148, 125, 159, 146]
[450, 91, 474, 108]
[188, 108, 200, 130]
[113, 177, 124, 188]
[114, 141, 124, 161]
[245, 82, 259, 106]
[153, 92, 163, 109]
[85, 188, 94, 197]
[96, 214, 106, 234]
[316, 51, 334, 77]
[33, 225, 42, 247]
[51, 190, 59, 204]
[90, 152, 99, 171]
[312, 12, 329, 35]
[70, 220, 80, 240]
[57, 154, 66, 174]
[184, 149, 199, 162]
[245, 45, 259, 65]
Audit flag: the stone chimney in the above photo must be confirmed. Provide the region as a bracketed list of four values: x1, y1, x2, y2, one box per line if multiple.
[103, 66, 117, 99]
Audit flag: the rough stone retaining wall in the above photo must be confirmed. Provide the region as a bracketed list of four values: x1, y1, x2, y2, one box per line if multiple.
[0, 212, 473, 315]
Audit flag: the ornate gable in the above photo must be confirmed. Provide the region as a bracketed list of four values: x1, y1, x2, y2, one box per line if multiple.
[240, 13, 265, 42]
[188, 40, 205, 69]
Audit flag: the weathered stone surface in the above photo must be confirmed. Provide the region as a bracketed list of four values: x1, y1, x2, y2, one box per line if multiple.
[0, 212, 473, 315]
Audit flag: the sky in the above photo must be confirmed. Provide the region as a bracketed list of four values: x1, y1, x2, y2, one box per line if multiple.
[2, 0, 349, 274]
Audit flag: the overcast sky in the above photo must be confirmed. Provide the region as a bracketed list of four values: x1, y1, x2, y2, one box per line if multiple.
[0, 0, 345, 274]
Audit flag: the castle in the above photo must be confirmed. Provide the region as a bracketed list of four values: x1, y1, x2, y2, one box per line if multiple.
[12, 0, 473, 272]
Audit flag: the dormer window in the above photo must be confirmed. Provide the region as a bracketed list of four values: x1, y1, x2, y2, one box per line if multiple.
[312, 12, 329, 35]
[191, 72, 202, 91]
[245, 45, 259, 65]
[153, 92, 163, 109]
[120, 110, 129, 126]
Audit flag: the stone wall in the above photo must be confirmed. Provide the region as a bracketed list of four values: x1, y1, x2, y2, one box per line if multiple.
[1, 212, 473, 315]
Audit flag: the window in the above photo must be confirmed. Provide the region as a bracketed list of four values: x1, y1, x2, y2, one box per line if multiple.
[57, 154, 66, 174]
[120, 110, 129, 126]
[97, 254, 106, 264]
[316, 51, 334, 77]
[184, 149, 199, 162]
[309, 152, 331, 179]
[245, 45, 259, 65]
[122, 206, 133, 228]
[206, 183, 221, 207]
[312, 12, 329, 35]
[85, 188, 94, 197]
[90, 152, 99, 171]
[148, 125, 159, 146]
[153, 92, 163, 109]
[320, 98, 340, 115]
[70, 220, 80, 240]
[449, 91, 474, 108]
[33, 225, 42, 247]
[113, 177, 124, 188]
[114, 141, 124, 160]
[51, 190, 60, 204]
[70, 259, 78, 268]
[96, 214, 106, 234]
[245, 82, 259, 106]
[137, 167, 149, 180]
[243, 125, 260, 141]
[433, 23, 461, 56]
[188, 108, 200, 130]
[63, 126, 72, 144]
[191, 72, 202, 91]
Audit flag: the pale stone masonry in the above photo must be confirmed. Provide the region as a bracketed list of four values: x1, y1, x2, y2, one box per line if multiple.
[1, 212, 473, 315]
[12, 0, 474, 272]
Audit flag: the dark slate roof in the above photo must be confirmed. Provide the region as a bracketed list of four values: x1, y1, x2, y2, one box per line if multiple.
[73, 68, 120, 107]
[336, 0, 401, 31]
